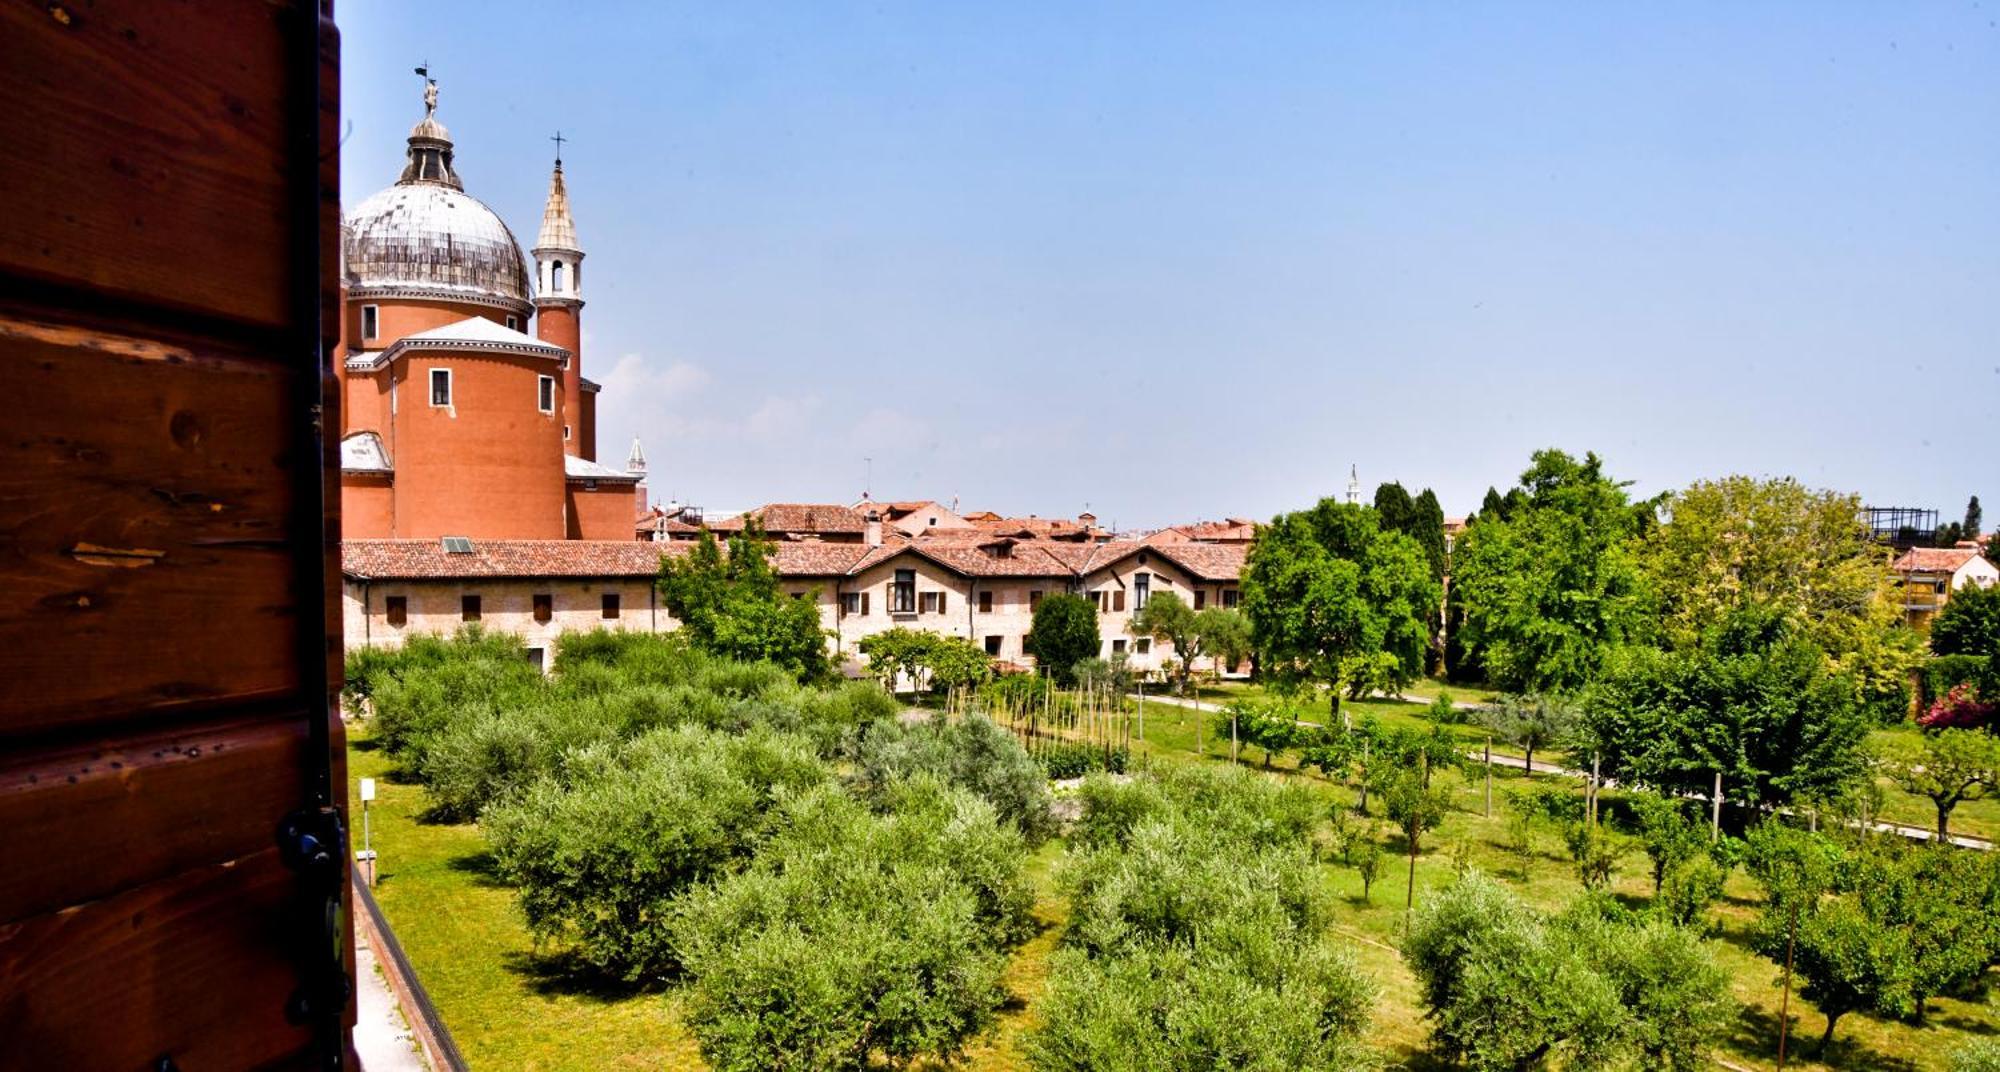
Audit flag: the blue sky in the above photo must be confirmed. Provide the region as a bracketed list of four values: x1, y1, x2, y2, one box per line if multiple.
[340, 2, 1997, 529]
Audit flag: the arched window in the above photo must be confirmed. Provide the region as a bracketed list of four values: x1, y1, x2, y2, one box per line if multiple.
[551, 260, 566, 292]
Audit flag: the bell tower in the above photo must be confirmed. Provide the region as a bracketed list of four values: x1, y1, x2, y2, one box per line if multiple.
[534, 135, 588, 457]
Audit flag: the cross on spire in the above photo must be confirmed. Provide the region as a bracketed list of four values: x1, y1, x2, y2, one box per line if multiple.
[551, 130, 567, 168]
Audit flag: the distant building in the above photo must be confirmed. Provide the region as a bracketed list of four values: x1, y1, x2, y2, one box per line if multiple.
[335, 80, 646, 542]
[1891, 543, 1999, 628]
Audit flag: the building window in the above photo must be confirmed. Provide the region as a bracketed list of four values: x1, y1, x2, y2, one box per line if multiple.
[1133, 572, 1151, 610]
[1194, 590, 1207, 610]
[360, 304, 379, 341]
[461, 594, 481, 622]
[1222, 588, 1241, 609]
[1112, 638, 1127, 654]
[840, 592, 863, 617]
[506, 314, 520, 331]
[533, 593, 552, 624]
[564, 424, 572, 441]
[552, 260, 566, 291]
[385, 595, 407, 627]
[430, 368, 452, 407]
[1135, 638, 1152, 654]
[602, 593, 621, 619]
[978, 590, 993, 613]
[920, 591, 942, 614]
[526, 647, 545, 673]
[1029, 590, 1043, 610]
[893, 569, 917, 613]
[538, 375, 555, 413]
[984, 635, 1002, 656]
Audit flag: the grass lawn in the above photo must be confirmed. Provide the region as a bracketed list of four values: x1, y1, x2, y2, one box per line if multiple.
[351, 702, 2000, 1071]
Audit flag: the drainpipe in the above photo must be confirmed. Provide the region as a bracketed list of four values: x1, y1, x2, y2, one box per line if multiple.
[966, 576, 976, 639]
[362, 579, 371, 647]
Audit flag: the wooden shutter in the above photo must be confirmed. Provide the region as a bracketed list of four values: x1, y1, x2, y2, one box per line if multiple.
[0, 3, 353, 1069]
[1113, 590, 1126, 612]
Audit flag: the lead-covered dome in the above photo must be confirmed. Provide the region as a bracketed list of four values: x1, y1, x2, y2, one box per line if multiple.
[343, 85, 532, 313]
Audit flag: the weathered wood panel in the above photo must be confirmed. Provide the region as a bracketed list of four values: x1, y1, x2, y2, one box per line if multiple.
[0, 848, 316, 1070]
[0, 0, 296, 328]
[0, 315, 303, 736]
[0, 712, 309, 926]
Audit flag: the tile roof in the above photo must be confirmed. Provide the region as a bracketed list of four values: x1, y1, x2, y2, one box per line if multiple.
[709, 503, 869, 535]
[771, 542, 874, 577]
[1892, 546, 1989, 573]
[343, 539, 678, 579]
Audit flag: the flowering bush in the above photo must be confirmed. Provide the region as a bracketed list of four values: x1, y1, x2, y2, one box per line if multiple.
[1919, 683, 1995, 731]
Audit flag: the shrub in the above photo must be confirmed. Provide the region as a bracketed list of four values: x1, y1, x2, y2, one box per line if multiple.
[671, 783, 1031, 1072]
[482, 724, 828, 982]
[852, 714, 1059, 843]
[413, 700, 618, 820]
[1404, 873, 1733, 1072]
[1919, 683, 1997, 731]
[1037, 740, 1128, 780]
[1953, 1038, 2000, 1072]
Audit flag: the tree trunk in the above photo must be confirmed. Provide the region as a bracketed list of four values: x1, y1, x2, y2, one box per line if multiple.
[1523, 744, 1534, 777]
[1937, 798, 1953, 842]
[1817, 1010, 1842, 1055]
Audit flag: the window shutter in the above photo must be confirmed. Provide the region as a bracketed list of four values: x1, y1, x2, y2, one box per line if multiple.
[862, 592, 871, 615]
[1113, 590, 1126, 612]
[939, 593, 948, 614]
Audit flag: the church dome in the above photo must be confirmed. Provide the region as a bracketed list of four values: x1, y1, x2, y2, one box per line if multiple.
[342, 82, 532, 313]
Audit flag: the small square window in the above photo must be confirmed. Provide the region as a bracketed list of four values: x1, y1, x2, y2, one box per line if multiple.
[1135, 638, 1152, 654]
[602, 593, 621, 619]
[1029, 590, 1043, 610]
[360, 305, 379, 340]
[385, 595, 407, 627]
[1112, 638, 1127, 654]
[1194, 590, 1207, 610]
[984, 635, 1002, 656]
[461, 594, 481, 622]
[564, 424, 572, 441]
[978, 591, 993, 613]
[506, 314, 520, 331]
[920, 591, 942, 614]
[538, 375, 555, 414]
[430, 368, 452, 407]
[533, 593, 552, 624]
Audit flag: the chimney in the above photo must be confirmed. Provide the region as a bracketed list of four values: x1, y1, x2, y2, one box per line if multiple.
[865, 510, 883, 548]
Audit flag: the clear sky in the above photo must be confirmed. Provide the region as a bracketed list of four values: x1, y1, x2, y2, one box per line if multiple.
[340, 2, 1997, 529]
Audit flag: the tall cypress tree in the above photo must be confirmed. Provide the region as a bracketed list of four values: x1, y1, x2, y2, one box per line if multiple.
[1965, 495, 1983, 538]
[1374, 482, 1416, 536]
[1411, 488, 1447, 581]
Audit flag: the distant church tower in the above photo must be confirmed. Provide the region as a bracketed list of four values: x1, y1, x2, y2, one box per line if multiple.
[534, 147, 589, 458]
[1346, 464, 1361, 505]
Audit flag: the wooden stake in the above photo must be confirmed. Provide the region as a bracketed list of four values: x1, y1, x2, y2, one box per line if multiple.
[1484, 736, 1493, 819]
[1711, 770, 1723, 842]
[1777, 903, 1797, 1070]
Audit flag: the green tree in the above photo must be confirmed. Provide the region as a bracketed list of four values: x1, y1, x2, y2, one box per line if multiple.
[1967, 495, 1985, 539]
[1128, 592, 1204, 694]
[1932, 580, 2000, 657]
[1241, 500, 1439, 705]
[658, 525, 830, 680]
[1453, 450, 1653, 692]
[1026, 593, 1100, 686]
[1640, 476, 1893, 653]
[1585, 607, 1870, 821]
[1631, 792, 1706, 895]
[1477, 693, 1578, 776]
[1384, 765, 1453, 908]
[1374, 481, 1417, 532]
[1878, 728, 2000, 840]
[1411, 488, 1449, 581]
[1198, 606, 1253, 676]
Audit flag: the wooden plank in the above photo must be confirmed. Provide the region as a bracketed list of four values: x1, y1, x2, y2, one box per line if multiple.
[0, 0, 295, 327]
[0, 316, 303, 736]
[0, 847, 317, 1071]
[0, 713, 310, 927]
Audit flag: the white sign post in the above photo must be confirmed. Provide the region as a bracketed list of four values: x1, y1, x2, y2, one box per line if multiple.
[356, 777, 378, 887]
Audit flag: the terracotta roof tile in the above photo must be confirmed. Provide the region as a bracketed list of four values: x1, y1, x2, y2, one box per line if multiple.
[1892, 547, 1987, 573]
[708, 503, 869, 535]
[343, 539, 678, 580]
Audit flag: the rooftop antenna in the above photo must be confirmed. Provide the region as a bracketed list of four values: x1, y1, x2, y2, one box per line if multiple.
[550, 129, 567, 168]
[864, 457, 873, 500]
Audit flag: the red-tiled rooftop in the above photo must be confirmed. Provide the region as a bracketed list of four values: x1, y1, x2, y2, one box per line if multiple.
[343, 540, 680, 579]
[708, 503, 869, 535]
[1892, 546, 1989, 573]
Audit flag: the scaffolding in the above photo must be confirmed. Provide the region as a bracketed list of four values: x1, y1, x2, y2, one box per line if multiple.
[1864, 506, 1938, 548]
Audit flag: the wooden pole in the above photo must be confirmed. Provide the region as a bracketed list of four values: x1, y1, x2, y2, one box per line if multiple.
[1777, 903, 1797, 1070]
[1230, 709, 1239, 765]
[1590, 753, 1601, 825]
[1484, 737, 1493, 819]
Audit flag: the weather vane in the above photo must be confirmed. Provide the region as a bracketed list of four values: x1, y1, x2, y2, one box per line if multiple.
[551, 130, 567, 167]
[414, 61, 437, 116]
